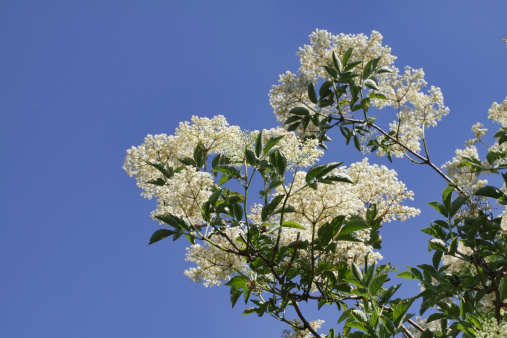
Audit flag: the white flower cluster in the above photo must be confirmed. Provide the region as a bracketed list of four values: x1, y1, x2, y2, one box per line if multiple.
[271, 158, 419, 267]
[488, 97, 507, 127]
[466, 122, 489, 146]
[441, 145, 488, 194]
[255, 127, 324, 168]
[380, 68, 449, 157]
[344, 158, 420, 222]
[281, 319, 325, 338]
[124, 116, 419, 290]
[269, 29, 449, 159]
[184, 227, 249, 288]
[476, 317, 507, 338]
[270, 30, 395, 124]
[441, 242, 474, 275]
[123, 115, 323, 223]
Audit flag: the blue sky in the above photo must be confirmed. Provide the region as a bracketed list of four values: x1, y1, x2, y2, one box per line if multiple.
[1, 1, 506, 337]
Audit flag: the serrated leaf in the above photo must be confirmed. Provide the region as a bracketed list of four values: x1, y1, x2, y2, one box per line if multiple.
[395, 271, 417, 280]
[429, 239, 448, 252]
[149, 229, 175, 244]
[370, 273, 387, 295]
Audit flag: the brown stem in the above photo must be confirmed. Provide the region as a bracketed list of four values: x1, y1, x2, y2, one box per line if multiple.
[292, 301, 321, 338]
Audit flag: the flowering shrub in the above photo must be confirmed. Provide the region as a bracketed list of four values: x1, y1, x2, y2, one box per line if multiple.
[124, 30, 507, 337]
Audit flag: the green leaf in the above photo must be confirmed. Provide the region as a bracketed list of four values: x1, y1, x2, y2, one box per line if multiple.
[155, 214, 188, 230]
[395, 271, 417, 280]
[281, 220, 305, 230]
[427, 201, 448, 217]
[499, 276, 507, 301]
[426, 313, 446, 323]
[370, 273, 387, 296]
[450, 196, 468, 218]
[148, 162, 174, 178]
[149, 229, 175, 244]
[351, 262, 363, 284]
[324, 65, 338, 78]
[212, 165, 241, 179]
[475, 186, 507, 200]
[442, 187, 453, 211]
[229, 287, 242, 308]
[193, 142, 206, 168]
[226, 275, 249, 289]
[289, 107, 310, 116]
[245, 149, 257, 166]
[305, 162, 343, 183]
[308, 83, 318, 104]
[263, 135, 285, 155]
[342, 48, 353, 66]
[261, 195, 284, 221]
[319, 80, 334, 98]
[179, 157, 197, 166]
[339, 217, 370, 236]
[432, 250, 443, 269]
[242, 307, 257, 316]
[255, 130, 263, 158]
[363, 79, 379, 90]
[449, 237, 458, 255]
[332, 51, 343, 73]
[147, 178, 166, 186]
[393, 298, 415, 328]
[429, 239, 448, 252]
[218, 174, 232, 186]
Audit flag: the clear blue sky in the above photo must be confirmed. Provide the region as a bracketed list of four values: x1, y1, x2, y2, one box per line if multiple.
[1, 1, 506, 337]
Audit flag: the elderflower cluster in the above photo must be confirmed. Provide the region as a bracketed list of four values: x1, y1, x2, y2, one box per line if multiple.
[441, 242, 474, 275]
[270, 158, 419, 267]
[281, 319, 325, 338]
[184, 227, 249, 287]
[488, 97, 507, 127]
[270, 30, 395, 124]
[441, 145, 488, 194]
[379, 68, 449, 157]
[476, 317, 507, 338]
[254, 127, 324, 168]
[343, 158, 420, 222]
[269, 29, 449, 159]
[123, 115, 324, 223]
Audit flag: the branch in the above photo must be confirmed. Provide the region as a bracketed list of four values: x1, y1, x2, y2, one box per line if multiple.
[292, 301, 321, 338]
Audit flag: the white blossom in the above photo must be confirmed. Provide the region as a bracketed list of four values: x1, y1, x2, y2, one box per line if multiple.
[476, 317, 507, 338]
[488, 97, 507, 127]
